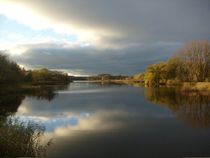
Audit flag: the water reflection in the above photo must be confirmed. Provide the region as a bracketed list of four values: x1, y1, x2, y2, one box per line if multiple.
[0, 88, 24, 116]
[0, 84, 69, 111]
[1, 83, 210, 157]
[23, 84, 69, 101]
[144, 87, 210, 127]
[0, 85, 69, 157]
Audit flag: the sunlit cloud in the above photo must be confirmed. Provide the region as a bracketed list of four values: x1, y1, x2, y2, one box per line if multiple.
[0, 1, 51, 30]
[17, 106, 28, 114]
[0, 1, 120, 50]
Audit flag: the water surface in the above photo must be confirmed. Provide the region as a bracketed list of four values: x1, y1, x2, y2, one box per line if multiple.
[1, 82, 210, 158]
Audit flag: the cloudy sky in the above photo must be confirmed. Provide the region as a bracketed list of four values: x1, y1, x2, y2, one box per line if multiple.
[0, 0, 210, 75]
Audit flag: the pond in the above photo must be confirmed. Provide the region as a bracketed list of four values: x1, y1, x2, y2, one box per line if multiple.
[0, 82, 210, 158]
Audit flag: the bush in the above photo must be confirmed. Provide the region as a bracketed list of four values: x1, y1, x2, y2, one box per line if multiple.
[0, 117, 51, 157]
[166, 79, 182, 86]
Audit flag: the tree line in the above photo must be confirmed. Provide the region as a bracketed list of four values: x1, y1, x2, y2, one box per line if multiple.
[132, 40, 210, 86]
[88, 74, 128, 81]
[1, 40, 210, 85]
[0, 53, 71, 84]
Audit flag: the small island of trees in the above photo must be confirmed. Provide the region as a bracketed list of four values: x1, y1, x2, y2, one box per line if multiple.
[0, 53, 71, 85]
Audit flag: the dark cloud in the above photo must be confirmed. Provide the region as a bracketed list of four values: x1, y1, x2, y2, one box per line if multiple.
[13, 42, 181, 75]
[20, 0, 210, 43]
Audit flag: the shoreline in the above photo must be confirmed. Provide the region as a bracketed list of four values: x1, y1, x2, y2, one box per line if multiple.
[1, 80, 210, 92]
[87, 79, 210, 92]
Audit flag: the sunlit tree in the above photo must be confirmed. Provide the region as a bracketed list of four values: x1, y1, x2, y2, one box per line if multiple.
[175, 40, 210, 81]
[144, 62, 166, 86]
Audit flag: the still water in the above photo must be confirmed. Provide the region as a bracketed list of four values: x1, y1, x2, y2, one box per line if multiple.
[0, 82, 210, 157]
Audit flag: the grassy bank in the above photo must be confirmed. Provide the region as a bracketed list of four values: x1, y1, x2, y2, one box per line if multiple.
[109, 79, 210, 92]
[181, 82, 210, 92]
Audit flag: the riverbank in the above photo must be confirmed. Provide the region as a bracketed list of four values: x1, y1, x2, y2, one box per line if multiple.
[104, 79, 210, 92]
[0, 81, 71, 93]
[181, 82, 210, 92]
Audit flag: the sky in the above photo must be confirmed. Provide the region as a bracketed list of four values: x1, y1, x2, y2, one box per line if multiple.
[0, 0, 210, 76]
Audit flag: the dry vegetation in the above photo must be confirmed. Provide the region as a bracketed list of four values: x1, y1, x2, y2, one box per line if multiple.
[181, 82, 210, 92]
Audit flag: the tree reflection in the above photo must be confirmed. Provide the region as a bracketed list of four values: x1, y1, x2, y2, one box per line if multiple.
[0, 87, 25, 116]
[144, 87, 210, 128]
[0, 117, 51, 157]
[0, 86, 56, 116]
[23, 86, 58, 101]
[0, 84, 69, 107]
[0, 85, 69, 157]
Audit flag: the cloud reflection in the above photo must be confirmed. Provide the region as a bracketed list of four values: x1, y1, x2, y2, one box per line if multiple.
[16, 109, 127, 138]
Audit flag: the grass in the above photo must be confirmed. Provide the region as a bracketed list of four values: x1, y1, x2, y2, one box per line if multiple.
[0, 117, 52, 157]
[181, 82, 210, 92]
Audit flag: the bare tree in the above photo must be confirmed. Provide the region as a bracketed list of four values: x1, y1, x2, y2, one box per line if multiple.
[175, 40, 210, 82]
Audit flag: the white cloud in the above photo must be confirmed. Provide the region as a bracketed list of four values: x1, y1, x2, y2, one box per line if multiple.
[7, 33, 23, 40]
[0, 1, 121, 49]
[0, 1, 51, 30]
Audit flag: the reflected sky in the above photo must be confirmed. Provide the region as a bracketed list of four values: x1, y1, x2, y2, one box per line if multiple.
[13, 82, 210, 158]
[16, 83, 172, 133]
